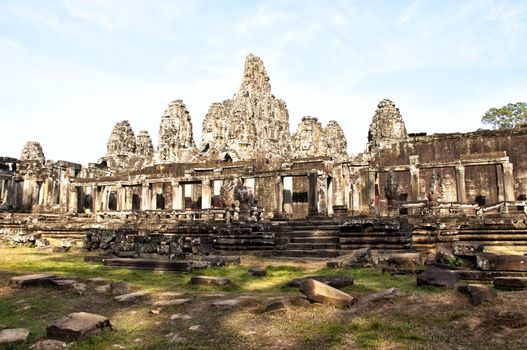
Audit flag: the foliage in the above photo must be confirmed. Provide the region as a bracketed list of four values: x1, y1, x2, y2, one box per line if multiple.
[481, 102, 527, 129]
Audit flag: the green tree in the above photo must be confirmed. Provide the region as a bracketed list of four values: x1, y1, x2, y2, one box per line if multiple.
[481, 102, 527, 129]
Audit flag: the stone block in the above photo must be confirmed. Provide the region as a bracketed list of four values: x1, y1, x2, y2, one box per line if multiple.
[0, 328, 30, 344]
[191, 276, 230, 286]
[9, 274, 55, 287]
[494, 277, 527, 290]
[248, 267, 267, 277]
[299, 279, 354, 309]
[453, 243, 484, 256]
[114, 292, 148, 303]
[416, 266, 460, 288]
[46, 312, 111, 341]
[457, 284, 497, 305]
[287, 275, 353, 289]
[477, 253, 527, 271]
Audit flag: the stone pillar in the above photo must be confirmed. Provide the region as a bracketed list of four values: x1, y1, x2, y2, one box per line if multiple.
[455, 165, 467, 203]
[333, 167, 344, 206]
[116, 184, 125, 211]
[318, 174, 328, 216]
[283, 176, 293, 216]
[274, 176, 283, 217]
[368, 171, 376, 214]
[201, 179, 211, 209]
[59, 179, 69, 212]
[170, 181, 181, 210]
[409, 155, 420, 201]
[68, 185, 78, 213]
[308, 173, 319, 216]
[124, 186, 133, 210]
[92, 185, 98, 214]
[142, 183, 151, 211]
[503, 162, 514, 204]
[327, 176, 334, 216]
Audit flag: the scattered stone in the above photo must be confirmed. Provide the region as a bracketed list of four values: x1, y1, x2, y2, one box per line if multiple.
[299, 279, 354, 309]
[49, 279, 77, 288]
[47, 312, 111, 341]
[154, 299, 190, 307]
[204, 256, 240, 266]
[211, 299, 244, 309]
[170, 313, 192, 320]
[327, 248, 372, 268]
[453, 243, 484, 256]
[95, 284, 111, 293]
[114, 292, 148, 303]
[190, 261, 210, 269]
[9, 274, 55, 287]
[457, 284, 497, 306]
[165, 332, 184, 342]
[149, 308, 161, 315]
[17, 305, 31, 312]
[88, 277, 110, 284]
[477, 253, 527, 271]
[52, 246, 70, 253]
[159, 292, 186, 299]
[133, 338, 143, 343]
[248, 267, 267, 277]
[113, 345, 126, 350]
[109, 281, 131, 295]
[260, 299, 291, 314]
[188, 325, 204, 332]
[191, 275, 230, 286]
[494, 277, 527, 290]
[29, 339, 68, 350]
[0, 328, 30, 344]
[486, 311, 527, 329]
[72, 282, 87, 295]
[287, 275, 354, 289]
[362, 288, 403, 304]
[416, 266, 460, 288]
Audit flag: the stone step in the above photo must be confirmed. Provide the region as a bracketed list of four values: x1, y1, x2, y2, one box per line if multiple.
[285, 243, 339, 250]
[457, 234, 527, 241]
[275, 249, 341, 258]
[340, 243, 412, 250]
[214, 245, 274, 250]
[102, 258, 192, 272]
[339, 236, 411, 244]
[288, 230, 339, 237]
[339, 231, 411, 237]
[290, 236, 340, 244]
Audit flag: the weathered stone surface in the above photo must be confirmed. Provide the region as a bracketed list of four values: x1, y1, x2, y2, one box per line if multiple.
[417, 266, 460, 288]
[94, 284, 111, 293]
[259, 299, 291, 314]
[457, 284, 497, 306]
[191, 276, 230, 286]
[106, 121, 136, 156]
[29, 339, 68, 350]
[20, 141, 45, 163]
[327, 248, 372, 268]
[291, 117, 348, 161]
[10, 274, 55, 287]
[136, 130, 154, 160]
[170, 313, 192, 320]
[477, 253, 527, 271]
[114, 292, 148, 303]
[361, 288, 403, 303]
[0, 328, 30, 344]
[46, 312, 111, 341]
[109, 281, 131, 295]
[154, 298, 190, 307]
[453, 243, 484, 256]
[494, 277, 527, 290]
[211, 299, 244, 309]
[287, 275, 354, 289]
[156, 99, 199, 163]
[367, 98, 407, 150]
[299, 279, 354, 309]
[248, 267, 267, 277]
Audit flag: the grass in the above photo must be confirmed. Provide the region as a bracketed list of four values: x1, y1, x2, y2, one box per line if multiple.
[0, 247, 526, 349]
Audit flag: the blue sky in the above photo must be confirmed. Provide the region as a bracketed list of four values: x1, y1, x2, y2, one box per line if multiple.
[1, 0, 526, 165]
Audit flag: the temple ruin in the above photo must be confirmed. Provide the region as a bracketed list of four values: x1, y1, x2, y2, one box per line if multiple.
[2, 53, 527, 261]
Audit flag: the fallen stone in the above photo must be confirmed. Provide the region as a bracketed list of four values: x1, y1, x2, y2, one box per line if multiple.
[211, 299, 244, 309]
[72, 282, 87, 295]
[149, 308, 161, 315]
[299, 279, 354, 309]
[49, 279, 77, 288]
[457, 284, 497, 306]
[494, 277, 527, 290]
[114, 292, 148, 303]
[487, 311, 527, 329]
[47, 312, 111, 341]
[29, 339, 68, 350]
[88, 277, 110, 284]
[362, 288, 403, 303]
[453, 243, 484, 256]
[188, 325, 204, 332]
[477, 253, 527, 271]
[170, 313, 192, 320]
[154, 299, 190, 306]
[190, 261, 210, 269]
[159, 292, 186, 299]
[204, 256, 240, 266]
[94, 284, 111, 293]
[287, 275, 354, 289]
[0, 328, 30, 344]
[259, 298, 295, 314]
[417, 266, 460, 288]
[165, 332, 185, 342]
[110, 281, 131, 295]
[52, 247, 70, 253]
[327, 248, 372, 268]
[9, 274, 55, 287]
[248, 267, 267, 277]
[191, 275, 230, 286]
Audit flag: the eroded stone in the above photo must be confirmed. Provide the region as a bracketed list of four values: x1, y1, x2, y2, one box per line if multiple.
[46, 312, 111, 341]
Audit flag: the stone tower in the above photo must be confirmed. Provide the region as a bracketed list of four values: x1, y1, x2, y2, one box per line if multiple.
[156, 99, 199, 163]
[106, 120, 136, 157]
[368, 99, 408, 150]
[20, 141, 45, 164]
[200, 54, 291, 161]
[136, 130, 154, 160]
[291, 117, 348, 161]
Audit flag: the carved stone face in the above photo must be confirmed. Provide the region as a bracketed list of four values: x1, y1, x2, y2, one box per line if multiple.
[301, 139, 312, 151]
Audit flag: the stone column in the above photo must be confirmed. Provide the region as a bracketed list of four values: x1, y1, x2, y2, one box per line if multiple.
[317, 174, 328, 216]
[116, 184, 125, 211]
[68, 185, 78, 213]
[503, 162, 514, 204]
[368, 171, 376, 214]
[333, 166, 344, 206]
[455, 165, 467, 203]
[409, 155, 420, 201]
[171, 181, 182, 210]
[201, 178, 211, 209]
[124, 186, 133, 210]
[274, 176, 283, 217]
[308, 173, 319, 216]
[92, 185, 99, 214]
[141, 183, 151, 211]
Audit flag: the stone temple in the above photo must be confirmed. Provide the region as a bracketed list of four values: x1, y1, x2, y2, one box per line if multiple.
[2, 54, 527, 261]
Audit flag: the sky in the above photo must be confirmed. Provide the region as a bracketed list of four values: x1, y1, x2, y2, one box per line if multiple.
[1, 0, 526, 166]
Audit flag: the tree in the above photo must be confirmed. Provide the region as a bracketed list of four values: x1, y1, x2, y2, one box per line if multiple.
[481, 102, 527, 129]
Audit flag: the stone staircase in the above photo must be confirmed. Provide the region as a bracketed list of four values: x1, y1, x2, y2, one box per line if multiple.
[275, 223, 341, 258]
